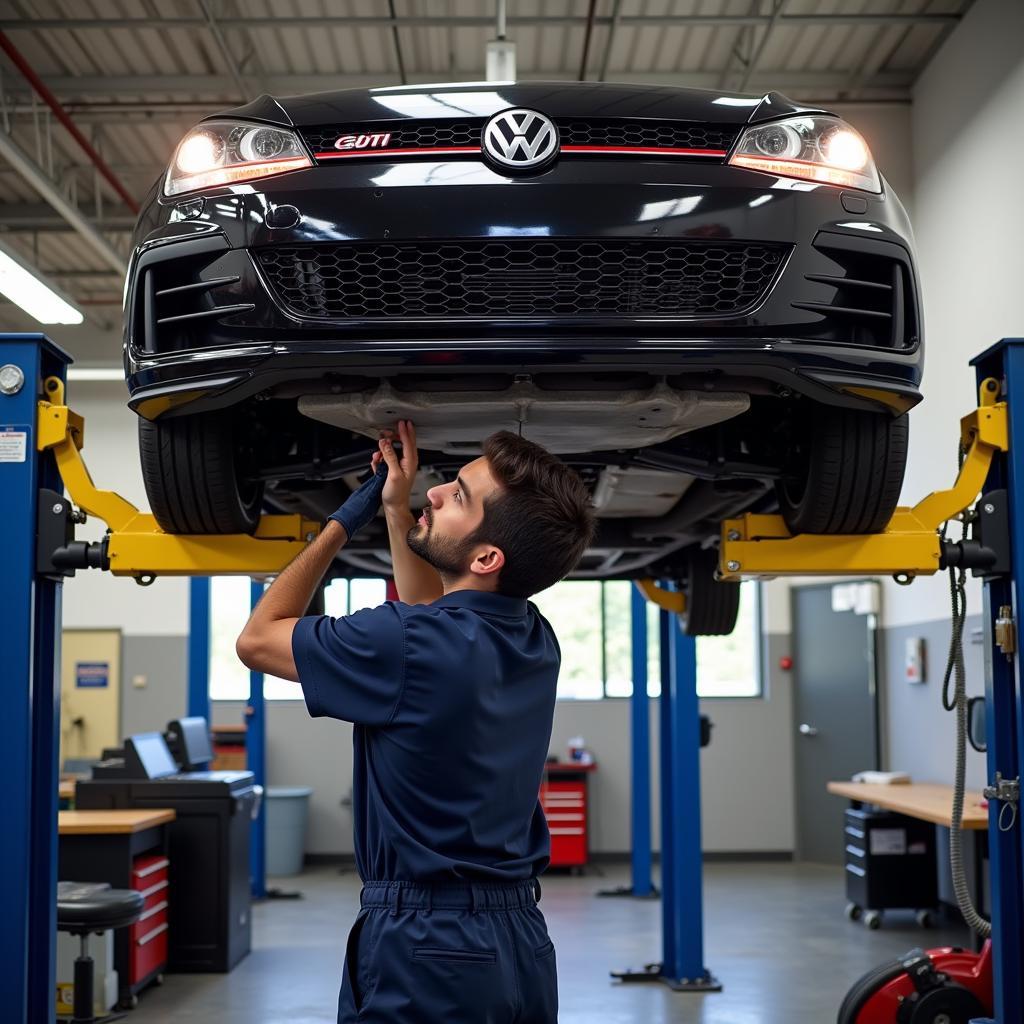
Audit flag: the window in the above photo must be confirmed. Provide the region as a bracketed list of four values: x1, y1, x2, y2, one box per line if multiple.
[210, 576, 760, 701]
[209, 576, 387, 701]
[532, 579, 761, 700]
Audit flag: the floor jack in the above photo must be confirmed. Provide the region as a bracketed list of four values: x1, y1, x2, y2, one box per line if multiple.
[5, 334, 1024, 1021]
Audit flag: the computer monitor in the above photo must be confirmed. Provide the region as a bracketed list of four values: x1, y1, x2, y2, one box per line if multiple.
[126, 732, 179, 780]
[165, 716, 214, 771]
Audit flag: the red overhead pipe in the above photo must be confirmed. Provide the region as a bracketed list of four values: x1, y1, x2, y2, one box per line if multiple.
[0, 30, 140, 214]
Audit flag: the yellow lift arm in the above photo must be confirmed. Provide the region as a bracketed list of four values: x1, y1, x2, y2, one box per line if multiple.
[38, 377, 320, 580]
[718, 378, 1008, 582]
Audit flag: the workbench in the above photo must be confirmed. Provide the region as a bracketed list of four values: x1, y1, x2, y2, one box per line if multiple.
[826, 781, 988, 829]
[827, 781, 989, 935]
[58, 809, 175, 1008]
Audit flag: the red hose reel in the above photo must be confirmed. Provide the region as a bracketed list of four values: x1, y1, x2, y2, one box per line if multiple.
[838, 941, 992, 1023]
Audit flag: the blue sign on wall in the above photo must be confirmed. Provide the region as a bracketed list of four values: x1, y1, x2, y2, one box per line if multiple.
[75, 662, 109, 689]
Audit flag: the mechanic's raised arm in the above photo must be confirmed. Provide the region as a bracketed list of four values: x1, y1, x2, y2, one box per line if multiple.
[379, 420, 444, 606]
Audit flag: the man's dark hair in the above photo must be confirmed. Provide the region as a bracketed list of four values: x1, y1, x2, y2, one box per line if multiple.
[477, 431, 596, 598]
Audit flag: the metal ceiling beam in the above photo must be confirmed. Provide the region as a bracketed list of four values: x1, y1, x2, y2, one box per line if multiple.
[597, 0, 623, 82]
[0, 70, 917, 97]
[0, 130, 126, 273]
[739, 0, 787, 93]
[0, 203, 135, 231]
[0, 14, 962, 29]
[579, 0, 598, 81]
[387, 0, 407, 85]
[198, 0, 250, 102]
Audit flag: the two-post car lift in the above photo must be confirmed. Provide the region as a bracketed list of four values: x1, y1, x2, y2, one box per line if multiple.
[4, 332, 1024, 1022]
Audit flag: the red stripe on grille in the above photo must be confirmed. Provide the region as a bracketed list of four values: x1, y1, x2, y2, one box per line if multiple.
[315, 144, 728, 161]
[560, 145, 727, 157]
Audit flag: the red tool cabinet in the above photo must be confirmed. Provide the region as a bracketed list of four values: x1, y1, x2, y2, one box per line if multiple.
[540, 763, 596, 869]
[130, 854, 170, 988]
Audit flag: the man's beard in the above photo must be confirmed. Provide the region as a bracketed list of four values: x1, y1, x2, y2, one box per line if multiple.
[406, 509, 479, 579]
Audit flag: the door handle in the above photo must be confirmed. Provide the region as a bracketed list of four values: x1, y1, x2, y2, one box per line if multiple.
[799, 723, 819, 737]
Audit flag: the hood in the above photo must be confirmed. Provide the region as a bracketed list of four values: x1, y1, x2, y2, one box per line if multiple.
[216, 81, 828, 129]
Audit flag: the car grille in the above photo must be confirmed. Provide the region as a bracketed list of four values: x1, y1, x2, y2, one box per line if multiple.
[301, 118, 738, 157]
[256, 240, 787, 320]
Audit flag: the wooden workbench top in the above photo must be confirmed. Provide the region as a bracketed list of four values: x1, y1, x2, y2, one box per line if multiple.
[58, 809, 176, 835]
[827, 781, 988, 830]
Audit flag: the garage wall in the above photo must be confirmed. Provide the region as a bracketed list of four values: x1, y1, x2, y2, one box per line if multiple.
[876, 0, 1024, 780]
[60, 381, 190, 635]
[886, 0, 1024, 630]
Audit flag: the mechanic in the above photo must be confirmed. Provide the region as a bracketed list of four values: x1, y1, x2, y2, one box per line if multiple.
[236, 419, 596, 1023]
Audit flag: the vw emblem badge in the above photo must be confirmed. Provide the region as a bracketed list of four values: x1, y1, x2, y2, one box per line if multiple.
[482, 108, 559, 171]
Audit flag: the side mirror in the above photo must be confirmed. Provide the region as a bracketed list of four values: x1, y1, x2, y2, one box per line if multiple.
[967, 696, 987, 753]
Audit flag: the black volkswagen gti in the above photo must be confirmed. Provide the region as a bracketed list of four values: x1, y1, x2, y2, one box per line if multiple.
[124, 81, 920, 634]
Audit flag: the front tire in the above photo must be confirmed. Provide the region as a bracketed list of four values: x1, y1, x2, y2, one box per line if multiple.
[775, 405, 908, 535]
[683, 546, 740, 637]
[139, 411, 263, 534]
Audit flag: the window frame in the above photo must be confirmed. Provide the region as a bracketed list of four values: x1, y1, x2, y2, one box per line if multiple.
[551, 579, 764, 702]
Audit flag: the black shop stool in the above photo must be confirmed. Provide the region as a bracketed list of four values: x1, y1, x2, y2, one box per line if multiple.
[57, 882, 144, 1022]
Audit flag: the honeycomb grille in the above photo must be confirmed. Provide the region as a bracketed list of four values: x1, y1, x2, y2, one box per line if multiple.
[301, 119, 737, 155]
[256, 240, 787, 320]
[556, 118, 736, 151]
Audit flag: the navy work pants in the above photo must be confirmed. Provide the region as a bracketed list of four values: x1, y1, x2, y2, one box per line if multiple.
[338, 880, 558, 1023]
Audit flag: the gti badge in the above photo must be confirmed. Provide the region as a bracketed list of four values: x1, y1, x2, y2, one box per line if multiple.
[334, 132, 393, 150]
[482, 109, 558, 171]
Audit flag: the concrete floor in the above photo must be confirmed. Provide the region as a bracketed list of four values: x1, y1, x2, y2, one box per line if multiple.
[128, 861, 971, 1023]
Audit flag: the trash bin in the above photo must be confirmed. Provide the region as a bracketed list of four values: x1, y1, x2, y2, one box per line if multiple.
[265, 786, 313, 876]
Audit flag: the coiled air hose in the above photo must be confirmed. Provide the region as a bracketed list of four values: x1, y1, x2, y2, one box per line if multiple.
[940, 438, 991, 938]
[941, 553, 991, 938]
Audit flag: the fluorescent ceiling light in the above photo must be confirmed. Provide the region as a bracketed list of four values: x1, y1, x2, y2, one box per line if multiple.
[67, 368, 124, 382]
[0, 239, 83, 325]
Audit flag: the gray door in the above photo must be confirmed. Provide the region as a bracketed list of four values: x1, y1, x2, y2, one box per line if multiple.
[792, 582, 879, 864]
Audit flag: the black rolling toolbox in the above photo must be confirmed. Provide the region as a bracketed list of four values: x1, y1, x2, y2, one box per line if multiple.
[844, 807, 938, 929]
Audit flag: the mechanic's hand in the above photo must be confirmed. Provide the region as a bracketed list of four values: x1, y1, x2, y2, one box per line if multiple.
[327, 460, 388, 539]
[377, 419, 419, 513]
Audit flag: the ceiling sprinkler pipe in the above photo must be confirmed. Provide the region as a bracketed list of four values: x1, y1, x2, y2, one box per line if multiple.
[0, 30, 139, 213]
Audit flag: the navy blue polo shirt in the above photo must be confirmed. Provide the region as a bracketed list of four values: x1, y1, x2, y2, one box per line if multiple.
[291, 590, 561, 883]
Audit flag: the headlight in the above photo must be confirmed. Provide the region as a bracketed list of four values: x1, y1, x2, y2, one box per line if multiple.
[165, 120, 312, 196]
[729, 116, 880, 193]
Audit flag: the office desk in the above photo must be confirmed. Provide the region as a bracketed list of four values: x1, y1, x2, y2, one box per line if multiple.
[59, 809, 175, 1007]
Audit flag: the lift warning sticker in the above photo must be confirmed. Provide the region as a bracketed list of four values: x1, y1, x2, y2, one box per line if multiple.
[0, 426, 27, 463]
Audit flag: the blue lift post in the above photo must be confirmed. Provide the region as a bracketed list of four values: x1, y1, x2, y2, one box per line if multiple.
[248, 579, 267, 901]
[612, 603, 719, 990]
[973, 338, 1024, 1023]
[2, 335, 69, 1022]
[597, 583, 658, 899]
[187, 577, 211, 721]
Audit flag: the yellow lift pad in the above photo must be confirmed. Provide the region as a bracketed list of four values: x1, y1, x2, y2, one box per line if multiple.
[719, 379, 1007, 582]
[38, 377, 320, 579]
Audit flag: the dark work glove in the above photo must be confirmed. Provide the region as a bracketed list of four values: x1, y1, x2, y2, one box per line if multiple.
[328, 462, 388, 539]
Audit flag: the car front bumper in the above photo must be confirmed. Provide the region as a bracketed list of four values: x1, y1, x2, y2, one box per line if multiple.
[125, 156, 923, 420]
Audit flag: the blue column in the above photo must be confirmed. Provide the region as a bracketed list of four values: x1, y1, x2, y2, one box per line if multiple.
[0, 335, 70, 1022]
[973, 338, 1024, 1023]
[657, 609, 677, 971]
[188, 577, 211, 721]
[248, 580, 267, 899]
[629, 585, 654, 896]
[663, 616, 708, 984]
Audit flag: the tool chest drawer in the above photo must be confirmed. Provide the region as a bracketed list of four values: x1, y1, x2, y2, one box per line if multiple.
[844, 808, 937, 912]
[540, 779, 589, 868]
[129, 853, 169, 985]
